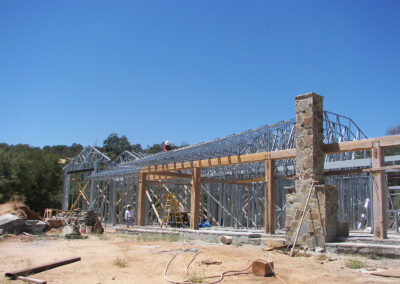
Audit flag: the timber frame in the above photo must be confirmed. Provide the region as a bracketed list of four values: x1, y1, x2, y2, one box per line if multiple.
[139, 134, 400, 237]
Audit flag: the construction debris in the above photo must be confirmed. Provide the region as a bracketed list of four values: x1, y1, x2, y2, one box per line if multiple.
[5, 257, 81, 279]
[220, 236, 232, 245]
[16, 276, 47, 284]
[0, 202, 42, 221]
[0, 214, 25, 234]
[66, 209, 104, 235]
[0, 214, 47, 235]
[201, 260, 222, 265]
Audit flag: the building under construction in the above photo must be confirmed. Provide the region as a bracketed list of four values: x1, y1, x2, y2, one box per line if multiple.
[62, 93, 400, 248]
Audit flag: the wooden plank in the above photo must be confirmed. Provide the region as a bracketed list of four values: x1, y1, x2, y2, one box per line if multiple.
[69, 179, 90, 211]
[17, 276, 46, 284]
[324, 134, 400, 154]
[190, 168, 201, 230]
[148, 171, 192, 179]
[141, 149, 296, 173]
[363, 164, 400, 173]
[146, 180, 192, 186]
[5, 257, 81, 279]
[145, 190, 162, 225]
[201, 176, 265, 185]
[265, 159, 275, 234]
[137, 172, 147, 226]
[372, 142, 387, 239]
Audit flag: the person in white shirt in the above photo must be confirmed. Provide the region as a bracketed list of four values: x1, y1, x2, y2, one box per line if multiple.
[124, 205, 134, 228]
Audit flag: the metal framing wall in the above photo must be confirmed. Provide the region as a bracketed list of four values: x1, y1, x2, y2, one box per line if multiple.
[63, 107, 400, 236]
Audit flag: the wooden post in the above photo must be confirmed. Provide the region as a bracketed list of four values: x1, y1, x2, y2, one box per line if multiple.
[265, 159, 275, 234]
[190, 168, 201, 230]
[137, 172, 147, 226]
[372, 142, 387, 239]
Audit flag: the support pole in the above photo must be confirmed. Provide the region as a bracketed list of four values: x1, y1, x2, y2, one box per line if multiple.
[62, 171, 70, 211]
[372, 142, 387, 239]
[265, 158, 276, 234]
[137, 172, 147, 226]
[190, 168, 201, 230]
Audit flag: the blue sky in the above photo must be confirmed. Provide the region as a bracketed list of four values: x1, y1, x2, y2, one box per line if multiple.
[0, 1, 399, 148]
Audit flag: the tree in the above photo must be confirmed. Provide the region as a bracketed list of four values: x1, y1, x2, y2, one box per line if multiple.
[0, 145, 63, 213]
[145, 143, 163, 154]
[387, 125, 400, 135]
[385, 125, 400, 156]
[102, 133, 133, 160]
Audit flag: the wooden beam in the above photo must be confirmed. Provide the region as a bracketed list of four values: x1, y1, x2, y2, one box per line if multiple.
[146, 180, 192, 186]
[137, 172, 147, 226]
[145, 190, 162, 225]
[201, 176, 265, 185]
[17, 276, 46, 284]
[265, 159, 275, 234]
[190, 168, 201, 230]
[147, 171, 192, 180]
[141, 148, 296, 173]
[324, 134, 400, 154]
[372, 142, 387, 239]
[363, 164, 400, 173]
[5, 257, 81, 279]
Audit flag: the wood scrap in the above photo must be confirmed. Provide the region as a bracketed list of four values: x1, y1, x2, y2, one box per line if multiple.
[201, 260, 222, 265]
[5, 257, 81, 279]
[17, 276, 47, 284]
[264, 245, 288, 251]
[371, 269, 400, 278]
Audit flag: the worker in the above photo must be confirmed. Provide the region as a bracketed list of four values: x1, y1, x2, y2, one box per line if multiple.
[163, 140, 171, 152]
[124, 205, 134, 228]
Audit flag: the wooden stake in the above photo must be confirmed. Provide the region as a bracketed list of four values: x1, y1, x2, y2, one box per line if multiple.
[290, 181, 315, 257]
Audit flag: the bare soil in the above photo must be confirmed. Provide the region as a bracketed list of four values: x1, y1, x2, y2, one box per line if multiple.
[1, 232, 400, 284]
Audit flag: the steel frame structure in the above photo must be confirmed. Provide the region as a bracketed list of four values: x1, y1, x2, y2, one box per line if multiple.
[63, 111, 399, 233]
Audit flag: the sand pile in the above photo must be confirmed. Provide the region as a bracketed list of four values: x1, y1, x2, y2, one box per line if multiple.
[0, 201, 42, 220]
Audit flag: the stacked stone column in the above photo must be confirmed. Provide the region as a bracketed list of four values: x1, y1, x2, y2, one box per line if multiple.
[285, 93, 338, 248]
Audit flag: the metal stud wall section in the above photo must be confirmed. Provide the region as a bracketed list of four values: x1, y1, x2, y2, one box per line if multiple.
[63, 110, 373, 231]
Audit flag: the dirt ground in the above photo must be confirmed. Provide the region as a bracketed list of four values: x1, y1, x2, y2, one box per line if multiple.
[1, 232, 400, 284]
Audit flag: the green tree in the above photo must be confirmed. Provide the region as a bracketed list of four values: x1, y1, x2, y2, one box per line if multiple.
[102, 133, 133, 160]
[0, 145, 63, 213]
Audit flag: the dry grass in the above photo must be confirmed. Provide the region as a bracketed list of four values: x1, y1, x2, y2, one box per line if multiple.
[113, 257, 128, 268]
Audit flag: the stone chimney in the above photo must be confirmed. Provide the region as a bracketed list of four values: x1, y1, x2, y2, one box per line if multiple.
[285, 93, 338, 248]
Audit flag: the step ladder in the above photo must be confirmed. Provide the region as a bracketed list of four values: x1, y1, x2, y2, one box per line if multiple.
[161, 193, 185, 228]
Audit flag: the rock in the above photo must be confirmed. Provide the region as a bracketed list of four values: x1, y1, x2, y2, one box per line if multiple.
[62, 225, 74, 235]
[0, 214, 25, 234]
[23, 220, 47, 235]
[236, 236, 248, 244]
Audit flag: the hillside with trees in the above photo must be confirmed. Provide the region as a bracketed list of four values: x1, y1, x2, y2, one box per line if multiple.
[0, 135, 185, 214]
